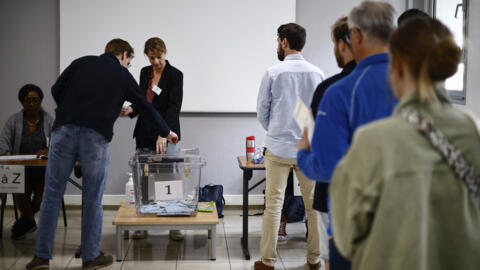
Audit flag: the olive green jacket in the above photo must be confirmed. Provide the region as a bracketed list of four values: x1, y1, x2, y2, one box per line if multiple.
[330, 88, 480, 270]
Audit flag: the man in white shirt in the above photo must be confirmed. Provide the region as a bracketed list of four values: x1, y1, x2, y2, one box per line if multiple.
[255, 23, 325, 270]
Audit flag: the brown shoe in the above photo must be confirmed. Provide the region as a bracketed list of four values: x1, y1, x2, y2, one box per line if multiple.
[254, 260, 274, 270]
[308, 261, 321, 270]
[82, 252, 113, 270]
[26, 256, 49, 270]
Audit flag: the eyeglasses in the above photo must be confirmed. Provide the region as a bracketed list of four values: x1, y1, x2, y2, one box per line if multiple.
[24, 98, 41, 104]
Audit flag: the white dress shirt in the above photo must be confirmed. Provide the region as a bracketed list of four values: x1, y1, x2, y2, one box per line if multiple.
[257, 53, 324, 158]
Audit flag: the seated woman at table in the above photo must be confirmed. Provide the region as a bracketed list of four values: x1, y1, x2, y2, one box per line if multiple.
[0, 84, 53, 240]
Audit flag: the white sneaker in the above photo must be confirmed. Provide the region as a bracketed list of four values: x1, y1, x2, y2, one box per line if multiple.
[169, 230, 184, 241]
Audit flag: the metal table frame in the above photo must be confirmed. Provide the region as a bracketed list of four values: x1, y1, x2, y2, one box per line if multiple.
[237, 156, 266, 260]
[115, 223, 217, 261]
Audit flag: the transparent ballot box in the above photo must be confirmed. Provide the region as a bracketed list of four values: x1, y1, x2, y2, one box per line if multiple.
[129, 148, 206, 216]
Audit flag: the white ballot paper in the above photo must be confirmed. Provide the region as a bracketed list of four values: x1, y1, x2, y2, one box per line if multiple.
[0, 155, 38, 161]
[293, 98, 315, 142]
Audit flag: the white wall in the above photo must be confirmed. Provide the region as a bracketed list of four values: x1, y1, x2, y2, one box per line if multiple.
[60, 0, 295, 113]
[465, 0, 480, 116]
[0, 0, 58, 127]
[297, 0, 406, 79]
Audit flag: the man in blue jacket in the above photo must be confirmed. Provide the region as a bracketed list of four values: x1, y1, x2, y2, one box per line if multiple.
[310, 16, 357, 270]
[297, 2, 397, 270]
[27, 39, 177, 270]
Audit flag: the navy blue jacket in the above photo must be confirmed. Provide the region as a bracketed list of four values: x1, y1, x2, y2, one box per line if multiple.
[51, 53, 170, 142]
[298, 53, 397, 182]
[297, 53, 397, 235]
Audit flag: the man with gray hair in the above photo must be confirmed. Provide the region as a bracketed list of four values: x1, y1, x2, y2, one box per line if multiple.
[297, 2, 397, 270]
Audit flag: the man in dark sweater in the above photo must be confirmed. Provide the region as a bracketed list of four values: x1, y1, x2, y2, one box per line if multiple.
[27, 39, 177, 270]
[309, 16, 356, 270]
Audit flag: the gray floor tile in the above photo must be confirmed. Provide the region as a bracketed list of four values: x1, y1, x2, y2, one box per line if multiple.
[125, 246, 179, 261]
[122, 260, 175, 270]
[176, 261, 231, 270]
[277, 248, 308, 262]
[0, 208, 315, 269]
[228, 248, 262, 262]
[230, 261, 255, 270]
[226, 237, 261, 251]
[177, 240, 229, 261]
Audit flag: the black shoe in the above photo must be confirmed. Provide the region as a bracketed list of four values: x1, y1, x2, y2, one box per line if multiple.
[26, 256, 49, 270]
[82, 252, 113, 270]
[11, 217, 37, 240]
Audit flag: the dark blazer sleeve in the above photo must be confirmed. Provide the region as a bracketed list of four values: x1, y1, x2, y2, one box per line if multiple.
[311, 82, 328, 120]
[164, 69, 183, 131]
[129, 67, 149, 119]
[123, 70, 170, 137]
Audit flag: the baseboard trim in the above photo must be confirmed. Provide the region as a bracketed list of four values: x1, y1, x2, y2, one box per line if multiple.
[1, 194, 265, 206]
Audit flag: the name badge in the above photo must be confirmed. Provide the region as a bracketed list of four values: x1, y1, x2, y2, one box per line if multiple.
[152, 85, 162, 95]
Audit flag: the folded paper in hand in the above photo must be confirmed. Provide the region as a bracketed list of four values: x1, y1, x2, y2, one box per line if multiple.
[293, 98, 314, 142]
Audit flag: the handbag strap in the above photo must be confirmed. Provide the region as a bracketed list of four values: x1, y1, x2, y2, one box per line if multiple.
[399, 108, 480, 208]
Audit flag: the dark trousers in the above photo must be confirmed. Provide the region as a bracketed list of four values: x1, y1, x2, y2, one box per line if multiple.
[14, 167, 45, 221]
[329, 238, 351, 270]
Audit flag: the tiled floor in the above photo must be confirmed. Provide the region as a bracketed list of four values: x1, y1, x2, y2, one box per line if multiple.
[1, 208, 325, 270]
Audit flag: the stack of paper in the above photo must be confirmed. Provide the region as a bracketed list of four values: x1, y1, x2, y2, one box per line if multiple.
[0, 155, 38, 161]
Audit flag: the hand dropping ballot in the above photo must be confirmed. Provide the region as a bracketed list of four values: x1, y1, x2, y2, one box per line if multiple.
[293, 98, 315, 142]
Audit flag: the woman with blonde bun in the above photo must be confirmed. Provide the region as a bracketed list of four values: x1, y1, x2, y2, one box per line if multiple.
[330, 17, 480, 270]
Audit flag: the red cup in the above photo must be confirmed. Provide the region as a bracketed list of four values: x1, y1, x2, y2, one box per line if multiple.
[246, 136, 255, 162]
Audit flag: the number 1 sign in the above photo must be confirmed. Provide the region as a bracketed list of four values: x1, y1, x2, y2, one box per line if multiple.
[155, 180, 183, 201]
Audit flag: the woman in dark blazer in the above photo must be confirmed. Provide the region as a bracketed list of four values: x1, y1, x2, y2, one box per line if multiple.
[124, 37, 184, 240]
[127, 37, 183, 154]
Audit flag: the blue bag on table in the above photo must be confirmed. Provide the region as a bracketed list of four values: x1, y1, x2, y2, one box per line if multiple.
[199, 184, 225, 218]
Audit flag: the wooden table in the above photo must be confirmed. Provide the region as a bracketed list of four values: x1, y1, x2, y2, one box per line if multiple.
[237, 156, 265, 260]
[113, 202, 219, 261]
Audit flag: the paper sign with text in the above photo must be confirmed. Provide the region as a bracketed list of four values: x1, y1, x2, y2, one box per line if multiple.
[0, 165, 25, 193]
[155, 180, 183, 201]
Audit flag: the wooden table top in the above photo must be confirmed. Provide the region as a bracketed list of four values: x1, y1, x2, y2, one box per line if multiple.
[237, 156, 265, 170]
[113, 202, 219, 225]
[0, 156, 81, 166]
[0, 158, 47, 166]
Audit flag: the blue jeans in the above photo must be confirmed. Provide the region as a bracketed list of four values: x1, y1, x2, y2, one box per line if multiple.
[329, 238, 351, 270]
[35, 125, 109, 261]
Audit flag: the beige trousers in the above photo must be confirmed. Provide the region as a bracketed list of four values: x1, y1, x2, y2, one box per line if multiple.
[260, 149, 321, 266]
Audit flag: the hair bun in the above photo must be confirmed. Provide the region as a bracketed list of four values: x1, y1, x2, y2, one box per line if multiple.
[427, 39, 462, 81]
